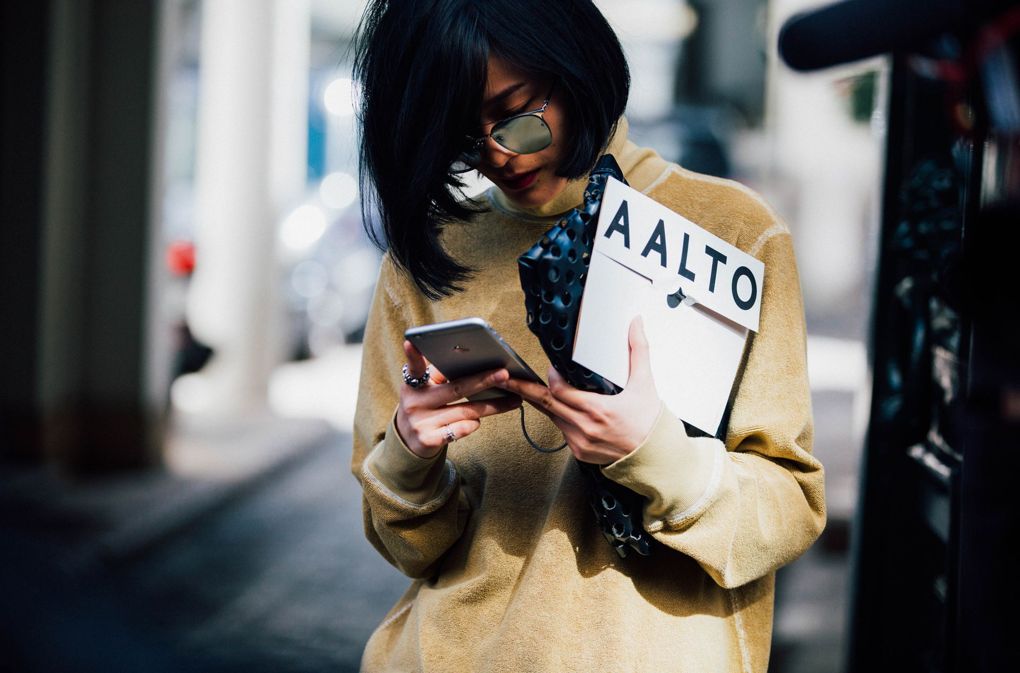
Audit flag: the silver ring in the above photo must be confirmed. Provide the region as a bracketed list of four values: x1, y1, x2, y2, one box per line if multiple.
[442, 425, 456, 444]
[402, 363, 431, 389]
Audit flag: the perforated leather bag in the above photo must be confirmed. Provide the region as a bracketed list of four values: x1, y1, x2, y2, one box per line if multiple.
[517, 155, 623, 395]
[517, 155, 653, 558]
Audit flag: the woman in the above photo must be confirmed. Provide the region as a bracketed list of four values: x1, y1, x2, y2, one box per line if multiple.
[351, 1, 826, 671]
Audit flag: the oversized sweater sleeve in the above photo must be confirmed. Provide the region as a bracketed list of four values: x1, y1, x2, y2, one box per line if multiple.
[351, 254, 470, 579]
[601, 230, 826, 588]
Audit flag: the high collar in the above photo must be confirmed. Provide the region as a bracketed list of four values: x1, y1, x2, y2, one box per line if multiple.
[487, 116, 669, 222]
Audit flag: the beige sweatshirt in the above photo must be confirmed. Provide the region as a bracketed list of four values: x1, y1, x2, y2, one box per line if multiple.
[352, 119, 826, 673]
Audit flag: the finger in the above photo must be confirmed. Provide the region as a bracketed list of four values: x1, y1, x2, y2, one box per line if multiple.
[403, 340, 430, 378]
[544, 416, 596, 463]
[429, 367, 510, 405]
[434, 419, 481, 445]
[547, 412, 575, 437]
[500, 376, 586, 426]
[626, 316, 653, 388]
[546, 366, 598, 410]
[432, 395, 522, 425]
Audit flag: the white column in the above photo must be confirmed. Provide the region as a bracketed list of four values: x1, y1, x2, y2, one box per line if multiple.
[187, 0, 310, 415]
[764, 0, 884, 310]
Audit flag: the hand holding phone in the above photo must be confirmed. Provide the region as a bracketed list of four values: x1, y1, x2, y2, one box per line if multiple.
[395, 318, 532, 458]
[404, 318, 543, 400]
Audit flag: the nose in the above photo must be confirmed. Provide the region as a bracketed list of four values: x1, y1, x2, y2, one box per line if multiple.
[479, 135, 517, 169]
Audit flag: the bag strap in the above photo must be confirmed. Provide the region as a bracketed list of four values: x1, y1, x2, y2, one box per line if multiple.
[518, 406, 567, 453]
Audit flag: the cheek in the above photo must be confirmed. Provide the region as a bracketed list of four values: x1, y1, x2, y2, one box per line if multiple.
[544, 138, 565, 162]
[543, 129, 570, 175]
[546, 112, 569, 159]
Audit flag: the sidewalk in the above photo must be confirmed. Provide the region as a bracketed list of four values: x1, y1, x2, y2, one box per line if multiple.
[0, 339, 860, 673]
[0, 412, 337, 572]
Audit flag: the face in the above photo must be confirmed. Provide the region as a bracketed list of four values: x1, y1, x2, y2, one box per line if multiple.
[470, 55, 569, 208]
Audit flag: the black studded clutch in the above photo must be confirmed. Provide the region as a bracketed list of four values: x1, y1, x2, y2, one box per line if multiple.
[517, 155, 653, 558]
[517, 155, 622, 395]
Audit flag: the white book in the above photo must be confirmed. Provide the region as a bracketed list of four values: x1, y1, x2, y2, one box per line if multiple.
[573, 178, 765, 436]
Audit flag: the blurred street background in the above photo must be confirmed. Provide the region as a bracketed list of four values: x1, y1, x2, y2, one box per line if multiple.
[2, 0, 884, 671]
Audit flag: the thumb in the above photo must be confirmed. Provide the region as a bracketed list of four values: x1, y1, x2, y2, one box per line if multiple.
[626, 316, 653, 388]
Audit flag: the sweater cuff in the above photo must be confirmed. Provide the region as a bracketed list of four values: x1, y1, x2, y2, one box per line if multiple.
[362, 411, 454, 507]
[601, 402, 725, 527]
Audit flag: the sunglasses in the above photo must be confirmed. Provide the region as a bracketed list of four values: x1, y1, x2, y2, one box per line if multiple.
[451, 82, 556, 173]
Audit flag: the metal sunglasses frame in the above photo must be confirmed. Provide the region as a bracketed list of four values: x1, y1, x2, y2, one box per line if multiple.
[458, 81, 557, 165]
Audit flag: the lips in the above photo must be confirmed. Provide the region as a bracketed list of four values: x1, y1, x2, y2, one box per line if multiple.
[501, 169, 540, 191]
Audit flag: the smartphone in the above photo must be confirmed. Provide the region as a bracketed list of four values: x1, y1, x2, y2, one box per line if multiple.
[404, 317, 543, 400]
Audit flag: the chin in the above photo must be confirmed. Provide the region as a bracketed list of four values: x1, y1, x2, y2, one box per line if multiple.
[509, 176, 568, 208]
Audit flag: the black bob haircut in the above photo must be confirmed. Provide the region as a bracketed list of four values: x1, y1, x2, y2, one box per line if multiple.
[352, 0, 630, 299]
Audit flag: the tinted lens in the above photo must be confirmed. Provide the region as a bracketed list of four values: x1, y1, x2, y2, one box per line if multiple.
[492, 115, 551, 154]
